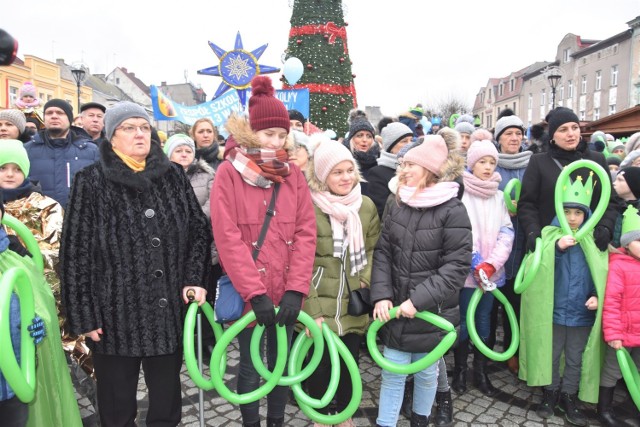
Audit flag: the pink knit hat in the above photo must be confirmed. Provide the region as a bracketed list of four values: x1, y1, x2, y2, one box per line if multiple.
[403, 135, 448, 177]
[467, 139, 498, 169]
[313, 140, 356, 183]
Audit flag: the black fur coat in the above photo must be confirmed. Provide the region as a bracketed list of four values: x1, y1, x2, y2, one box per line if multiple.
[60, 141, 212, 356]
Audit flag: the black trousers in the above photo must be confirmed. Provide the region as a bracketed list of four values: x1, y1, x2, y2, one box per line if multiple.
[0, 396, 28, 427]
[93, 352, 183, 427]
[305, 332, 362, 414]
[488, 277, 521, 352]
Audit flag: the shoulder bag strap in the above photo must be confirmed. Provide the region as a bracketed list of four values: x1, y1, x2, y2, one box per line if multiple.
[251, 183, 280, 260]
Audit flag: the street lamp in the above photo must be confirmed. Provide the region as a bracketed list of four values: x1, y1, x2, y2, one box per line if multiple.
[547, 72, 562, 110]
[71, 67, 86, 113]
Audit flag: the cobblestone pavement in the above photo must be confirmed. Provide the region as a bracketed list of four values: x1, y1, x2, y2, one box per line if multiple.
[76, 336, 640, 427]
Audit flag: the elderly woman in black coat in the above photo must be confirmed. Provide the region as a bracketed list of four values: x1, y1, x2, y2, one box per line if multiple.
[60, 102, 212, 427]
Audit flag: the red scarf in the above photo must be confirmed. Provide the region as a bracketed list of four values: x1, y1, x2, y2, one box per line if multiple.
[227, 146, 290, 188]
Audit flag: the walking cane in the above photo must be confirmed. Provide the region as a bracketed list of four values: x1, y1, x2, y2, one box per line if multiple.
[186, 289, 205, 427]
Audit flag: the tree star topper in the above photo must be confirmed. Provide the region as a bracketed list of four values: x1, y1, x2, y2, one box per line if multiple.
[198, 31, 280, 107]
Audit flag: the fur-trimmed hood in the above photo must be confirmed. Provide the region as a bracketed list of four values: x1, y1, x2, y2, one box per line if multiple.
[186, 158, 215, 177]
[223, 113, 294, 156]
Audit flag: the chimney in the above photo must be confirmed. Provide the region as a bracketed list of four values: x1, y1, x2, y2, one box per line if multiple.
[161, 81, 167, 86]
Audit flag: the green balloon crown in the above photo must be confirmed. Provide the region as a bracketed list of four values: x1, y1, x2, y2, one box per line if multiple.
[622, 205, 640, 236]
[561, 171, 595, 209]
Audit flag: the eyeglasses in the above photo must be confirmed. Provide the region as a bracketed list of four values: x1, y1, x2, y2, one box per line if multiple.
[116, 124, 152, 134]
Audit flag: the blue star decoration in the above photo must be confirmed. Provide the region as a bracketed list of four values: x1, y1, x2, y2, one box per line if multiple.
[198, 31, 280, 107]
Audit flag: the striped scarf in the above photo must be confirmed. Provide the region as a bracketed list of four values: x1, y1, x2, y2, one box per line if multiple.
[311, 184, 367, 276]
[227, 146, 290, 187]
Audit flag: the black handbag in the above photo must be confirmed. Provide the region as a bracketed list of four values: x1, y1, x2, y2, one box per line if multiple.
[344, 267, 373, 316]
[214, 183, 280, 323]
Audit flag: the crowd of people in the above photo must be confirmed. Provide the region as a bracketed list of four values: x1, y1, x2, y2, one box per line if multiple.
[0, 76, 639, 427]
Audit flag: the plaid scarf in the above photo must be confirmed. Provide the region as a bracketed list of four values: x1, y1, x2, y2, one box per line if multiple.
[311, 184, 367, 276]
[227, 146, 290, 187]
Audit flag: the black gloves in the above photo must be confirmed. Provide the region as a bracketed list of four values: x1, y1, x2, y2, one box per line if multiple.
[594, 225, 611, 251]
[526, 231, 540, 253]
[275, 290, 303, 327]
[250, 294, 275, 327]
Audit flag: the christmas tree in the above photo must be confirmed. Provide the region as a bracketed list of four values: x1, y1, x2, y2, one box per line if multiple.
[284, 0, 356, 136]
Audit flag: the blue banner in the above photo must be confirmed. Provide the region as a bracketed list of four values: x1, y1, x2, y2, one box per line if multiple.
[150, 85, 310, 130]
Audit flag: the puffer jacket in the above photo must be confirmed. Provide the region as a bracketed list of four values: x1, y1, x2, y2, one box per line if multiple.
[603, 249, 640, 347]
[25, 129, 99, 208]
[302, 162, 381, 335]
[370, 155, 472, 353]
[210, 115, 316, 314]
[186, 159, 215, 218]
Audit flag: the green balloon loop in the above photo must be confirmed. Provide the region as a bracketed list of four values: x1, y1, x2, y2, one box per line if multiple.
[367, 307, 456, 374]
[294, 326, 362, 425]
[2, 214, 44, 274]
[252, 311, 324, 386]
[289, 322, 340, 409]
[210, 309, 288, 405]
[183, 301, 225, 390]
[466, 288, 519, 361]
[554, 159, 611, 242]
[514, 237, 542, 294]
[503, 178, 521, 214]
[0, 267, 36, 403]
[617, 348, 640, 411]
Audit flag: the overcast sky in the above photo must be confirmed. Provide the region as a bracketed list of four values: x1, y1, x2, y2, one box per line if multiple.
[4, 1, 637, 116]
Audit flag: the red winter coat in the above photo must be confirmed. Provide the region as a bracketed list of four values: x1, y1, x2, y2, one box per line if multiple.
[210, 119, 316, 315]
[603, 249, 640, 347]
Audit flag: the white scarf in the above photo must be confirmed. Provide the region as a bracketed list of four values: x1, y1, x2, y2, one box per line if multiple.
[398, 182, 460, 208]
[311, 183, 367, 276]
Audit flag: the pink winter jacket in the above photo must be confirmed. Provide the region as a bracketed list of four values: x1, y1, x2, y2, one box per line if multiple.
[603, 250, 640, 347]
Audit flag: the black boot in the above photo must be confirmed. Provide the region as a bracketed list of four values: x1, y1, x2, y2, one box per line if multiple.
[433, 390, 453, 427]
[536, 388, 559, 419]
[243, 422, 261, 427]
[266, 417, 283, 427]
[451, 340, 469, 394]
[410, 411, 430, 427]
[473, 345, 497, 397]
[401, 375, 414, 419]
[598, 386, 621, 427]
[558, 392, 588, 426]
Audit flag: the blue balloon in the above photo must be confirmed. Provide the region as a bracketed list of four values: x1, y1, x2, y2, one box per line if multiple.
[420, 117, 432, 133]
[283, 57, 304, 85]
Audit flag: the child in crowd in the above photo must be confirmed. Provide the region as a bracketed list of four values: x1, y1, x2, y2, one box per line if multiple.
[371, 135, 471, 427]
[453, 140, 514, 397]
[520, 172, 607, 427]
[611, 167, 640, 247]
[598, 205, 640, 426]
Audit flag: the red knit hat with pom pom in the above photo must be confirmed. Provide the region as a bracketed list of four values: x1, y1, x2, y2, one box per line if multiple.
[249, 76, 290, 132]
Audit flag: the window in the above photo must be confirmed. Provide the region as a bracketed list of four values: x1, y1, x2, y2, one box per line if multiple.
[9, 86, 18, 106]
[528, 93, 533, 109]
[568, 80, 574, 98]
[563, 48, 572, 63]
[611, 65, 618, 86]
[609, 104, 616, 115]
[116, 77, 120, 84]
[579, 110, 586, 121]
[581, 75, 587, 94]
[594, 108, 600, 121]
[595, 70, 602, 91]
[558, 85, 564, 102]
[499, 84, 504, 96]
[513, 102, 516, 113]
[510, 79, 515, 91]
[541, 89, 546, 106]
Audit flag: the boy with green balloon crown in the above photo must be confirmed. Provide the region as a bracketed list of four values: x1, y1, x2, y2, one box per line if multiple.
[519, 169, 607, 427]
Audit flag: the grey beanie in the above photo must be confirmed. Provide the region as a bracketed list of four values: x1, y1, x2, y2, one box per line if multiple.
[494, 115, 524, 141]
[454, 121, 475, 135]
[104, 101, 150, 141]
[345, 118, 375, 144]
[0, 109, 26, 134]
[626, 132, 640, 155]
[163, 133, 195, 159]
[621, 228, 640, 248]
[381, 122, 413, 152]
[397, 138, 423, 158]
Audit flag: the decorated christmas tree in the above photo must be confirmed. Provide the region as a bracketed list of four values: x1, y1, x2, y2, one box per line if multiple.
[284, 0, 356, 136]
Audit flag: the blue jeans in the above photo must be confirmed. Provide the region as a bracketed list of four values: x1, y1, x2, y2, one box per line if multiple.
[459, 287, 495, 342]
[376, 346, 438, 426]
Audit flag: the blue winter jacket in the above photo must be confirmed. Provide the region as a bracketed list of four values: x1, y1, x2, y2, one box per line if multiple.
[551, 215, 597, 327]
[0, 294, 21, 401]
[496, 165, 527, 279]
[25, 129, 99, 208]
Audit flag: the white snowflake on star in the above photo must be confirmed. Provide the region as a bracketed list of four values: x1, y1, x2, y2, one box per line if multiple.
[225, 54, 251, 80]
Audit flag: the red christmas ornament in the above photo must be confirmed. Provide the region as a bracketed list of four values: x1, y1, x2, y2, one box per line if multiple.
[339, 98, 346, 103]
[307, 63, 314, 70]
[352, 73, 356, 78]
[344, 22, 349, 26]
[296, 39, 302, 45]
[323, 34, 329, 40]
[321, 106, 328, 112]
[339, 57, 345, 63]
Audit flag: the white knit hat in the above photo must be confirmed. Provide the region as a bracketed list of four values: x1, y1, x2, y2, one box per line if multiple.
[466, 140, 499, 169]
[313, 140, 356, 183]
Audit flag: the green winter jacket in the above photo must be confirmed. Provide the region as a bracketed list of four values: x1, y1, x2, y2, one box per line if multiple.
[302, 196, 381, 336]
